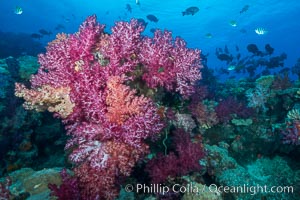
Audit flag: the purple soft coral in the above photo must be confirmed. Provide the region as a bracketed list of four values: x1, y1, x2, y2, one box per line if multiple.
[146, 129, 205, 183]
[48, 169, 81, 200]
[215, 97, 254, 123]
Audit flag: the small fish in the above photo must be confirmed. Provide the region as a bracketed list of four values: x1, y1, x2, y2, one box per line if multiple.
[39, 29, 52, 36]
[55, 24, 65, 30]
[33, 183, 42, 189]
[229, 20, 237, 27]
[136, 0, 140, 5]
[240, 5, 249, 14]
[14, 6, 23, 15]
[126, 4, 132, 13]
[205, 33, 212, 38]
[247, 44, 262, 55]
[158, 67, 164, 73]
[182, 6, 199, 16]
[147, 14, 159, 22]
[265, 44, 274, 55]
[255, 27, 268, 35]
[217, 54, 233, 62]
[227, 65, 236, 71]
[137, 18, 148, 28]
[150, 28, 158, 33]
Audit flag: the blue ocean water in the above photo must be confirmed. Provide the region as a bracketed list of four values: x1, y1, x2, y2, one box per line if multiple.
[1, 0, 299, 68]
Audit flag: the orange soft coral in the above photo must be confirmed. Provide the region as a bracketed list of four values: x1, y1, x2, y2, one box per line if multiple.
[48, 33, 68, 46]
[15, 83, 75, 118]
[105, 75, 148, 124]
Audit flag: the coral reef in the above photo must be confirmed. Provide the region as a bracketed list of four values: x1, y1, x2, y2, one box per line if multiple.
[206, 145, 299, 200]
[0, 167, 63, 199]
[0, 176, 12, 200]
[14, 15, 202, 199]
[0, 9, 298, 200]
[48, 169, 80, 200]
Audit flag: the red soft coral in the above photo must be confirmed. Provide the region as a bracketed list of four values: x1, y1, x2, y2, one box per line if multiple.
[146, 129, 205, 183]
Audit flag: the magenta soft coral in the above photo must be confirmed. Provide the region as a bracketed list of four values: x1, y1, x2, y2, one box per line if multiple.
[140, 30, 202, 98]
[146, 129, 205, 183]
[215, 97, 254, 123]
[0, 177, 12, 200]
[31, 15, 104, 88]
[146, 152, 179, 184]
[174, 129, 205, 174]
[48, 169, 81, 200]
[100, 19, 144, 76]
[282, 120, 300, 145]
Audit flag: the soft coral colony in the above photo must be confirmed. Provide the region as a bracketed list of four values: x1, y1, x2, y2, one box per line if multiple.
[15, 15, 203, 199]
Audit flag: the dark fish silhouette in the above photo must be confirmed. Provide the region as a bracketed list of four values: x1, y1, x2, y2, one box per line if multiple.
[126, 4, 132, 13]
[137, 18, 148, 28]
[265, 44, 274, 55]
[217, 54, 233, 63]
[55, 24, 65, 31]
[182, 6, 199, 16]
[150, 28, 158, 33]
[39, 29, 52, 36]
[247, 44, 262, 55]
[31, 33, 43, 39]
[147, 14, 159, 22]
[240, 5, 249, 14]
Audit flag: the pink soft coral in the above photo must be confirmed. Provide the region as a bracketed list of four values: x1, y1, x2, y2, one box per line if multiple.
[73, 141, 149, 200]
[140, 30, 202, 98]
[15, 15, 203, 199]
